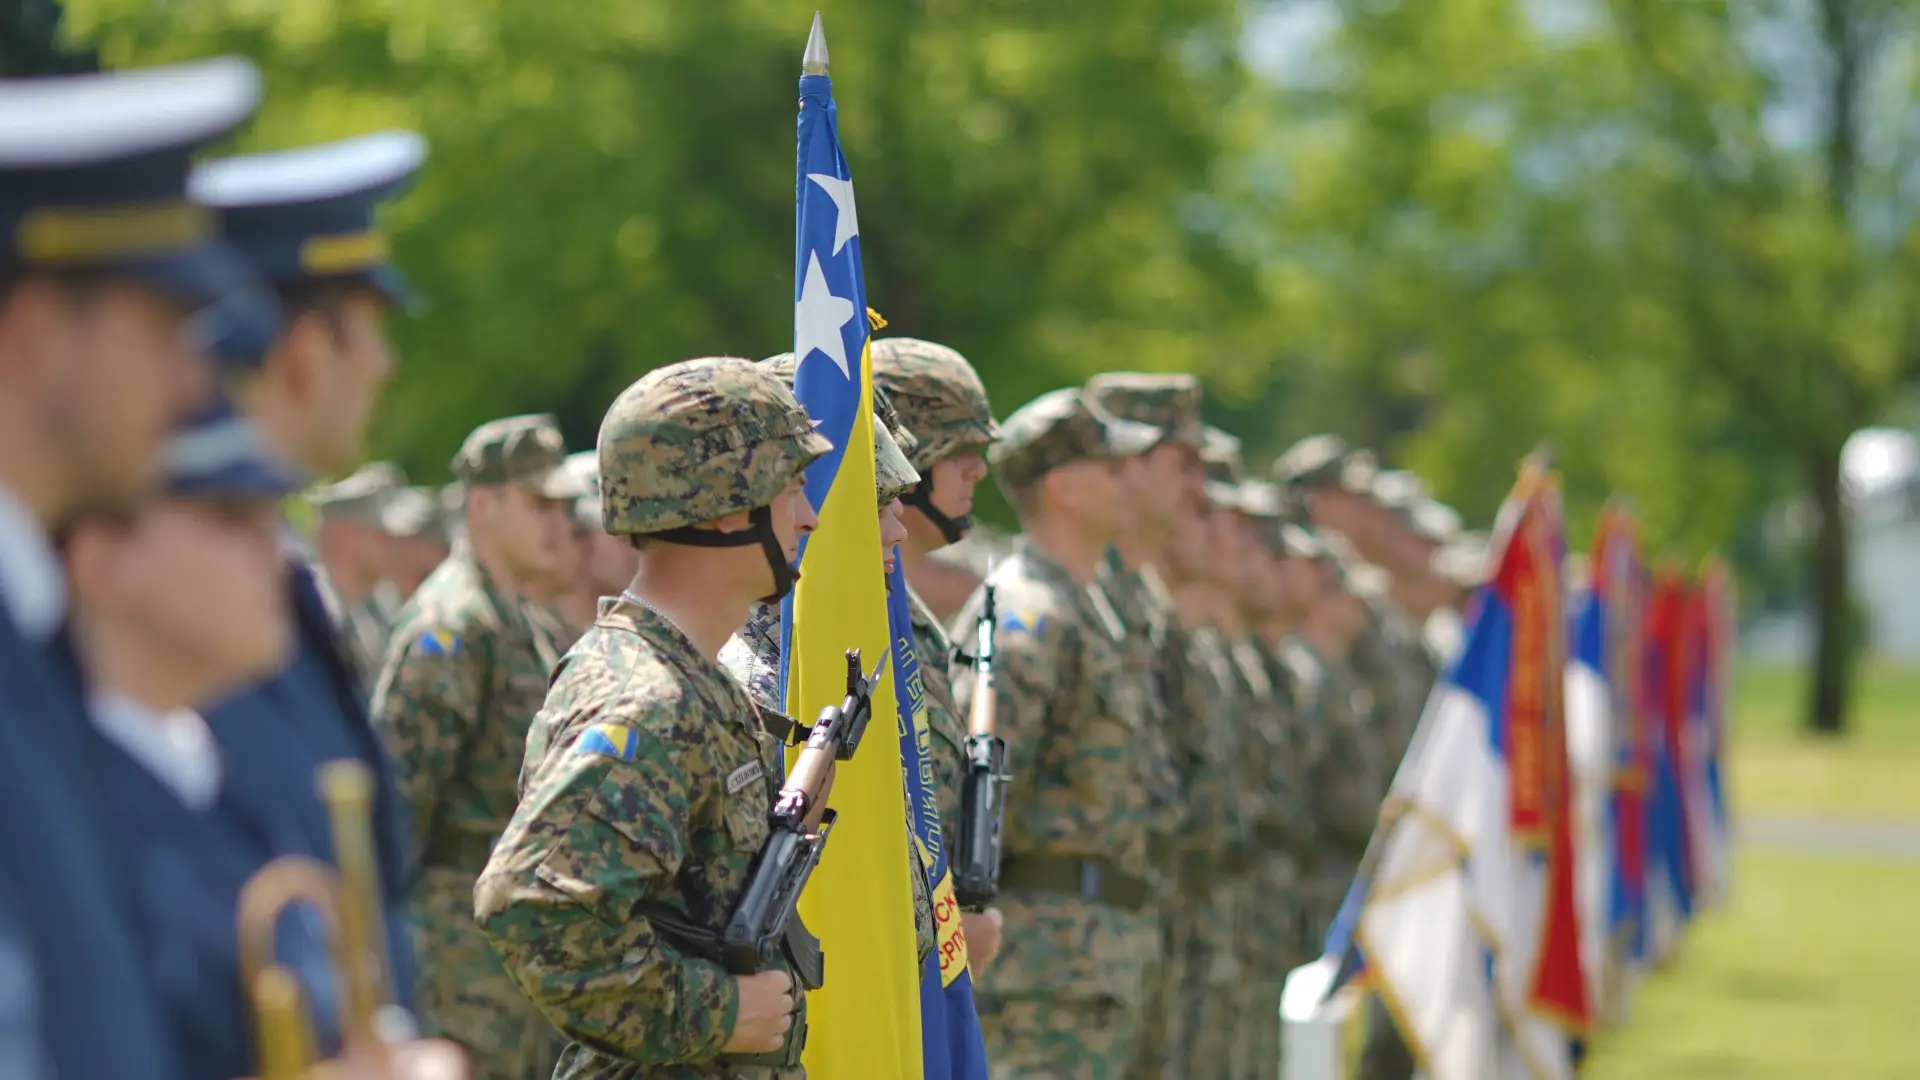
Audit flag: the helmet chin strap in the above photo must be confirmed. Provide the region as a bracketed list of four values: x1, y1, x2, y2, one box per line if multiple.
[651, 504, 800, 604]
[901, 473, 970, 546]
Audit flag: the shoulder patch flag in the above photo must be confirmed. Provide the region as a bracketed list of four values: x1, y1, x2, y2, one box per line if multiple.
[1001, 608, 1046, 637]
[575, 723, 638, 761]
[416, 628, 461, 657]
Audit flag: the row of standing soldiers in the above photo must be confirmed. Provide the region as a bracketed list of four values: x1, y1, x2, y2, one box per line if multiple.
[328, 346, 1477, 1077]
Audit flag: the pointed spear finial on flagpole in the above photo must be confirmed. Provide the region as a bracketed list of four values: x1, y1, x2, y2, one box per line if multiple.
[803, 12, 830, 75]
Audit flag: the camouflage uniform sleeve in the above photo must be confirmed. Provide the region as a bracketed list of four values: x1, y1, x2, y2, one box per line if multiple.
[370, 619, 489, 879]
[953, 590, 1070, 790]
[479, 727, 740, 1064]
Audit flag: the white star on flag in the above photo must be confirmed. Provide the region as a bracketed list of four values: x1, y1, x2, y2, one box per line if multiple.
[808, 172, 860, 255]
[794, 251, 856, 377]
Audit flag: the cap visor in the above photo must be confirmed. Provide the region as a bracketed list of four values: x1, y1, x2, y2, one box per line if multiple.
[127, 239, 284, 368]
[1103, 418, 1160, 459]
[169, 459, 306, 500]
[365, 263, 425, 316]
[530, 468, 590, 501]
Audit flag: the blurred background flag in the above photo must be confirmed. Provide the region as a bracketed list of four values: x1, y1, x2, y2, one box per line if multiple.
[1350, 456, 1591, 1080]
[1642, 573, 1697, 965]
[1565, 512, 1619, 1044]
[778, 13, 923, 1078]
[886, 561, 990, 1080]
[1592, 509, 1650, 1025]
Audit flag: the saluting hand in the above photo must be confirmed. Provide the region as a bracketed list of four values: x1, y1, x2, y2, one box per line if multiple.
[725, 970, 796, 1053]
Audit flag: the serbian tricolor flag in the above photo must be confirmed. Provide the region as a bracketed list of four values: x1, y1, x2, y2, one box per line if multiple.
[1642, 572, 1696, 964]
[1350, 457, 1590, 1080]
[1682, 569, 1733, 911]
[1584, 508, 1650, 1024]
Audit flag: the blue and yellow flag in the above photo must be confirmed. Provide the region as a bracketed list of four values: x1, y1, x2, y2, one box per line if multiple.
[779, 17, 923, 1078]
[887, 564, 991, 1079]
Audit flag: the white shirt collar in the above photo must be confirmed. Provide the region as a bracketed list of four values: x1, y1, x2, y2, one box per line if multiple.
[89, 692, 224, 811]
[0, 482, 65, 641]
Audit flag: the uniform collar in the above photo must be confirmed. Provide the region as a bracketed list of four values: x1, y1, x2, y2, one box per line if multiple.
[0, 481, 65, 641]
[89, 691, 224, 811]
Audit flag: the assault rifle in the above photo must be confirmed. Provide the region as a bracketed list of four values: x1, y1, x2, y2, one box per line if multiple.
[722, 649, 885, 980]
[953, 569, 1009, 912]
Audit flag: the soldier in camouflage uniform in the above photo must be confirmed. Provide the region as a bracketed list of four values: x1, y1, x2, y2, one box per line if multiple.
[948, 389, 1165, 1079]
[476, 358, 825, 1078]
[1079, 374, 1206, 1080]
[308, 459, 405, 696]
[1225, 483, 1313, 1079]
[718, 388, 940, 976]
[549, 450, 642, 639]
[1156, 434, 1266, 1079]
[383, 484, 454, 602]
[871, 335, 1007, 972]
[370, 414, 585, 1078]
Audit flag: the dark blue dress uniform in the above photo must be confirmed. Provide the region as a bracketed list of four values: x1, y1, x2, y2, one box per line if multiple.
[0, 58, 280, 1080]
[191, 132, 429, 1052]
[83, 399, 346, 1080]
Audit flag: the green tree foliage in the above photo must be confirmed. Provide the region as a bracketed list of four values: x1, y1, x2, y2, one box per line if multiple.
[62, 0, 1916, 732]
[1, 0, 97, 73]
[1240, 0, 1920, 732]
[65, 0, 1260, 498]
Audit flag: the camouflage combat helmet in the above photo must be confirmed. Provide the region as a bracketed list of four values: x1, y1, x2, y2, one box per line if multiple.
[598, 356, 831, 536]
[869, 337, 1001, 470]
[760, 352, 920, 506]
[1083, 372, 1205, 451]
[869, 337, 1000, 545]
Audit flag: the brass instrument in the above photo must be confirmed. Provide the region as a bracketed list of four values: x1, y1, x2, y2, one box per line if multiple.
[237, 760, 401, 1080]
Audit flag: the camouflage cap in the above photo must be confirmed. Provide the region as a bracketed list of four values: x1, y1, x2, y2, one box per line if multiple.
[1084, 372, 1205, 451]
[598, 356, 832, 536]
[1200, 426, 1244, 486]
[1403, 498, 1462, 544]
[308, 459, 405, 526]
[450, 414, 584, 499]
[989, 387, 1159, 490]
[379, 485, 449, 540]
[1272, 435, 1349, 490]
[1436, 531, 1488, 587]
[1341, 448, 1380, 495]
[562, 450, 602, 531]
[759, 352, 920, 504]
[1202, 480, 1245, 513]
[869, 336, 1001, 470]
[1239, 481, 1326, 558]
[1369, 469, 1427, 510]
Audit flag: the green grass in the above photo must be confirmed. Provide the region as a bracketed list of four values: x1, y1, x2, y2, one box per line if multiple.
[1731, 662, 1920, 823]
[1579, 663, 1920, 1077]
[1581, 849, 1920, 1079]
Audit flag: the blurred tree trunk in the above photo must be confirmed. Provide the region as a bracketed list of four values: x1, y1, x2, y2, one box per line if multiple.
[1806, 443, 1853, 734]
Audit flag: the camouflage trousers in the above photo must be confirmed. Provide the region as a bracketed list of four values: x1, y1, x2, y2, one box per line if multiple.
[974, 891, 1161, 1080]
[981, 997, 1143, 1080]
[413, 869, 564, 1080]
[1231, 856, 1304, 1080]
